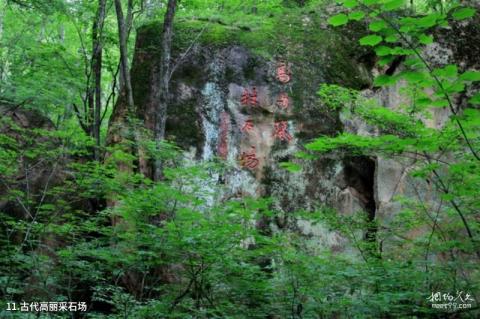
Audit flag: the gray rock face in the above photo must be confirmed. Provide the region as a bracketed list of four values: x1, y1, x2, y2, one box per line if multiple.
[0, 104, 63, 218]
[111, 13, 480, 253]
[106, 21, 379, 252]
[108, 11, 480, 255]
[347, 14, 480, 248]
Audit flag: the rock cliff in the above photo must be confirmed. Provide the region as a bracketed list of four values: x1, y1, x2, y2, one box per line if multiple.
[107, 10, 479, 253]
[107, 14, 377, 253]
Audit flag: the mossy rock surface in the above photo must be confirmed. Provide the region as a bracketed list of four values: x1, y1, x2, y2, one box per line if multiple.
[137, 11, 372, 89]
[121, 13, 373, 153]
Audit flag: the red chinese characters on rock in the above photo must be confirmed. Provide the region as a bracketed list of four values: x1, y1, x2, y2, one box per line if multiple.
[276, 62, 291, 84]
[276, 92, 290, 110]
[234, 61, 293, 171]
[250, 87, 258, 106]
[274, 121, 292, 142]
[217, 112, 229, 159]
[241, 118, 254, 133]
[239, 146, 259, 169]
[240, 87, 258, 107]
[241, 89, 250, 106]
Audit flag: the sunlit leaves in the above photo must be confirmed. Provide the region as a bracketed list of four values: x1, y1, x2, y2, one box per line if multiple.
[459, 70, 480, 82]
[369, 20, 387, 32]
[377, 55, 395, 66]
[418, 34, 433, 45]
[375, 45, 391, 56]
[328, 14, 349, 26]
[451, 7, 476, 20]
[385, 34, 398, 43]
[349, 11, 366, 21]
[416, 14, 440, 28]
[317, 83, 357, 110]
[316, 3, 480, 314]
[359, 34, 383, 46]
[430, 99, 449, 108]
[444, 82, 465, 94]
[306, 133, 413, 155]
[398, 13, 445, 35]
[374, 74, 397, 86]
[462, 109, 480, 128]
[437, 64, 458, 78]
[411, 163, 440, 178]
[341, 0, 359, 9]
[383, 0, 405, 11]
[396, 71, 436, 88]
[391, 47, 414, 55]
[468, 93, 480, 105]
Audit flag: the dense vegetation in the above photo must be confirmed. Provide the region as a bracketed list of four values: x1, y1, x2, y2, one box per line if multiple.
[0, 0, 479, 318]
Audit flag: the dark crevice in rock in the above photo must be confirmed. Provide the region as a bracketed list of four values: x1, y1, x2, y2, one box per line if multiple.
[343, 156, 378, 249]
[385, 56, 405, 76]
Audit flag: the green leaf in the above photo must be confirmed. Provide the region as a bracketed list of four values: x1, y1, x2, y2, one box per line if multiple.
[369, 20, 387, 32]
[433, 64, 458, 78]
[400, 25, 412, 33]
[416, 14, 438, 28]
[374, 75, 397, 86]
[328, 14, 349, 26]
[445, 82, 465, 93]
[418, 34, 433, 45]
[342, 0, 358, 9]
[389, 47, 414, 56]
[452, 7, 476, 20]
[444, 65, 458, 77]
[400, 71, 426, 83]
[431, 99, 449, 107]
[469, 93, 480, 105]
[375, 46, 391, 56]
[349, 11, 365, 21]
[439, 20, 449, 28]
[404, 57, 422, 68]
[385, 35, 398, 43]
[460, 71, 480, 82]
[416, 97, 432, 107]
[359, 35, 383, 46]
[378, 56, 395, 66]
[383, 0, 405, 11]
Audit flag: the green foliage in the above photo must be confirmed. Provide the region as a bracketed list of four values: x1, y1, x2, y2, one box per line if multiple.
[297, 0, 480, 317]
[359, 34, 383, 46]
[317, 83, 357, 110]
[328, 13, 349, 26]
[451, 7, 476, 20]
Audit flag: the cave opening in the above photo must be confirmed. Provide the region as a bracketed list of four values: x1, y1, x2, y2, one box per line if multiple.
[343, 156, 378, 255]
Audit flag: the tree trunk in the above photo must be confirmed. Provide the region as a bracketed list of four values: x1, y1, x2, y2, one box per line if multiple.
[114, 0, 135, 116]
[92, 0, 107, 160]
[126, 0, 134, 32]
[118, 0, 134, 92]
[153, 0, 177, 181]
